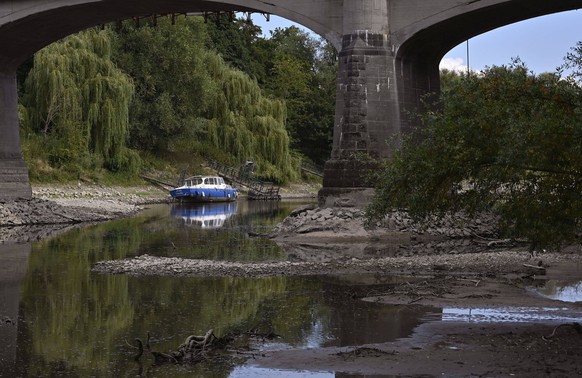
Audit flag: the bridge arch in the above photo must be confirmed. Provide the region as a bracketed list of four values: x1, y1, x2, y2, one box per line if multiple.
[392, 2, 582, 137]
[0, 1, 340, 71]
[2, 0, 582, 200]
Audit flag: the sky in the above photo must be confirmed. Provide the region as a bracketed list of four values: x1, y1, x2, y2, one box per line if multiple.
[251, 9, 582, 75]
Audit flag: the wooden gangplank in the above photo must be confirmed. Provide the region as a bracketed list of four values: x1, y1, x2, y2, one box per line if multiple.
[300, 166, 323, 177]
[140, 175, 175, 192]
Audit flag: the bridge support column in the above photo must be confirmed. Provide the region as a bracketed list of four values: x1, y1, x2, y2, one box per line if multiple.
[320, 1, 399, 206]
[0, 71, 31, 200]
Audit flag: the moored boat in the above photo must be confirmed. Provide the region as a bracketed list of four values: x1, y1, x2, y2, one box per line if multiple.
[170, 176, 238, 202]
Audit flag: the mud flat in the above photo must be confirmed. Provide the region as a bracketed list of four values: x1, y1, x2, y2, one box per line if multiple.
[0, 184, 168, 242]
[92, 202, 582, 377]
[4, 185, 582, 376]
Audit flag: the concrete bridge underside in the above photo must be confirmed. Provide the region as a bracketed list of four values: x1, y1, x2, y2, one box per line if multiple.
[0, 0, 580, 200]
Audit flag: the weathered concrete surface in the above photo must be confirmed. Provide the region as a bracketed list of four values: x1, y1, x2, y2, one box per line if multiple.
[0, 72, 31, 200]
[1, 0, 581, 199]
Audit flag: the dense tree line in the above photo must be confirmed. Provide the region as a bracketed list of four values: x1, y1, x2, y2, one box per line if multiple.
[205, 16, 336, 165]
[17, 15, 336, 183]
[367, 52, 582, 250]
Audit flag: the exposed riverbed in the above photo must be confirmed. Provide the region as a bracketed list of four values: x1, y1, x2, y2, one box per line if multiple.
[1, 184, 581, 377]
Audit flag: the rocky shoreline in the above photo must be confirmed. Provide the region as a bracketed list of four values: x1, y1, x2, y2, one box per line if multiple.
[0, 183, 318, 243]
[0, 182, 320, 229]
[3, 183, 581, 278]
[4, 183, 581, 378]
[89, 195, 581, 278]
[0, 184, 169, 243]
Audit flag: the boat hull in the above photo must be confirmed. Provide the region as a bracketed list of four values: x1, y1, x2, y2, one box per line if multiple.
[170, 188, 238, 203]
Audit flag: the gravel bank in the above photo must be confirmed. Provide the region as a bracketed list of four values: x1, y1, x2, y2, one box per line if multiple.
[91, 250, 580, 278]
[0, 184, 169, 242]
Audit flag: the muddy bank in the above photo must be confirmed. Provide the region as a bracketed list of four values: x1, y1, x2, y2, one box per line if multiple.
[0, 182, 315, 243]
[0, 184, 169, 243]
[90, 199, 581, 281]
[5, 184, 582, 377]
[252, 321, 582, 377]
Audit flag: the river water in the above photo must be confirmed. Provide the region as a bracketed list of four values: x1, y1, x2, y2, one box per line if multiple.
[0, 200, 580, 377]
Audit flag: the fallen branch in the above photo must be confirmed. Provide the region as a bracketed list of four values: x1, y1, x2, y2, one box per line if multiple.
[131, 328, 276, 365]
[522, 263, 546, 275]
[408, 296, 424, 304]
[486, 239, 512, 248]
[132, 329, 219, 364]
[542, 322, 582, 340]
[459, 278, 481, 287]
[133, 339, 144, 361]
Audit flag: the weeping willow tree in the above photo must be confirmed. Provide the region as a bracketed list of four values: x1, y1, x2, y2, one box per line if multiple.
[21, 28, 138, 174]
[205, 53, 300, 183]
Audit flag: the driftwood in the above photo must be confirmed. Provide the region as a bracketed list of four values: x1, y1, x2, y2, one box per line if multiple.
[542, 322, 582, 341]
[522, 263, 546, 275]
[132, 328, 279, 365]
[133, 329, 221, 364]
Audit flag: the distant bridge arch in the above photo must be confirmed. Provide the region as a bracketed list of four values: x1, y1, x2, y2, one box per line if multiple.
[0, 1, 343, 70]
[0, 0, 580, 200]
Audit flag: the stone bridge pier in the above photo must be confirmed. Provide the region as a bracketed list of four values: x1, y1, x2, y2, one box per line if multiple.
[320, 1, 433, 206]
[0, 72, 31, 199]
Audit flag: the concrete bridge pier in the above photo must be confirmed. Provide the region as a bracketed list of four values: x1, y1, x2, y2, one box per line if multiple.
[0, 71, 31, 200]
[320, 1, 400, 206]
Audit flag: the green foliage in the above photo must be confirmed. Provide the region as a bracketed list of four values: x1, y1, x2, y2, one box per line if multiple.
[205, 53, 300, 183]
[18, 16, 334, 183]
[261, 27, 336, 164]
[112, 17, 211, 153]
[204, 14, 267, 82]
[112, 16, 299, 182]
[20, 28, 137, 175]
[207, 21, 337, 165]
[367, 60, 582, 250]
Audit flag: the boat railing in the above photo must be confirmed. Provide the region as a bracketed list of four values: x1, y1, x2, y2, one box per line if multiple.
[208, 160, 281, 200]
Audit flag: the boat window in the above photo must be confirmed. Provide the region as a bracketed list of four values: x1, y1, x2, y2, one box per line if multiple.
[185, 180, 192, 186]
[192, 177, 203, 185]
[218, 177, 224, 185]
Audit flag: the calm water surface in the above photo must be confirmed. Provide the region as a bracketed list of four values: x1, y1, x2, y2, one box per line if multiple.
[0, 201, 434, 377]
[0, 200, 578, 377]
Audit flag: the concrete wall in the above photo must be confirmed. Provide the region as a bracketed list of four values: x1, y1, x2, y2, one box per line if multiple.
[0, 73, 31, 200]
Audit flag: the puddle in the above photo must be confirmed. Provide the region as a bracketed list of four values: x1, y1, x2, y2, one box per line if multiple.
[532, 280, 582, 303]
[441, 306, 581, 323]
[230, 367, 333, 377]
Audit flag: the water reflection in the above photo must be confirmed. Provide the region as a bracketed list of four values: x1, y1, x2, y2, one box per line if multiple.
[171, 202, 237, 229]
[0, 242, 31, 378]
[0, 201, 442, 378]
[535, 280, 582, 303]
[9, 200, 577, 377]
[231, 367, 333, 377]
[442, 307, 581, 323]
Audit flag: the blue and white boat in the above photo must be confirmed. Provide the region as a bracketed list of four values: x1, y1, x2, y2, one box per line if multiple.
[170, 176, 238, 203]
